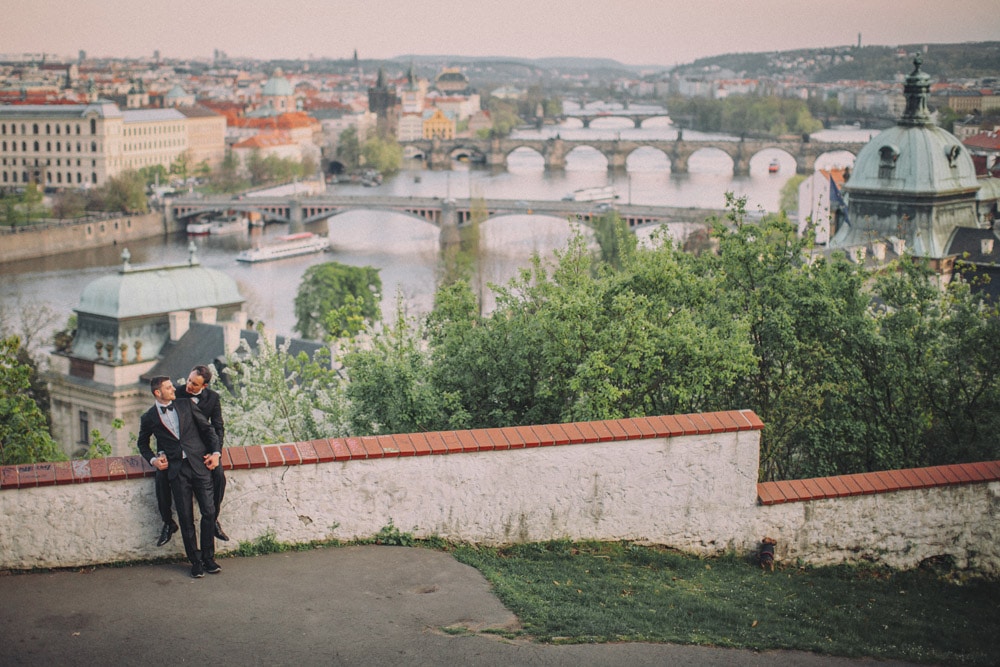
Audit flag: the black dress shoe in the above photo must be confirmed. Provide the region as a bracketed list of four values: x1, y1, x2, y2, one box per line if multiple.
[156, 522, 178, 547]
[214, 521, 230, 542]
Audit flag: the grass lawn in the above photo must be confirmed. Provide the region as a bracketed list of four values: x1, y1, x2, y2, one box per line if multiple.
[450, 540, 998, 665]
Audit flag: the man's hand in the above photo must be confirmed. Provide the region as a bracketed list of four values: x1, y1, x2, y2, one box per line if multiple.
[154, 454, 169, 471]
[204, 452, 221, 470]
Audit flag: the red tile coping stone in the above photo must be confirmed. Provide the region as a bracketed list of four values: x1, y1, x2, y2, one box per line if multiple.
[4, 412, 997, 502]
[758, 460, 1000, 505]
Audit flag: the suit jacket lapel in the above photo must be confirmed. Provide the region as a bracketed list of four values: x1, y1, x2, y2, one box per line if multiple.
[157, 405, 179, 438]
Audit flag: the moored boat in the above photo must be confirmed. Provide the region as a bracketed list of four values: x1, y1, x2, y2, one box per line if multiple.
[235, 232, 329, 263]
[186, 220, 212, 235]
[207, 214, 249, 235]
[768, 159, 780, 174]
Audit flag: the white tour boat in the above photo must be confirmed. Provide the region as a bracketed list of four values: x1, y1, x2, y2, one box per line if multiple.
[236, 232, 330, 263]
[561, 185, 619, 202]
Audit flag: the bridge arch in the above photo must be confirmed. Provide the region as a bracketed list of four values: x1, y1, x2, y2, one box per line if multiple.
[506, 146, 545, 170]
[402, 145, 426, 160]
[564, 145, 610, 170]
[448, 144, 487, 164]
[686, 147, 736, 174]
[624, 145, 671, 172]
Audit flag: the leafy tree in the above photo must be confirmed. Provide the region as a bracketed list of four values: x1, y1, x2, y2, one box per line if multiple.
[89, 170, 148, 213]
[361, 136, 402, 176]
[246, 149, 269, 186]
[51, 189, 87, 219]
[208, 151, 247, 193]
[485, 98, 521, 137]
[422, 232, 753, 429]
[294, 262, 383, 340]
[220, 336, 348, 446]
[170, 150, 192, 183]
[0, 336, 65, 465]
[343, 300, 452, 435]
[22, 183, 43, 222]
[667, 95, 822, 137]
[779, 174, 806, 216]
[336, 127, 361, 172]
[138, 164, 169, 187]
[590, 210, 637, 271]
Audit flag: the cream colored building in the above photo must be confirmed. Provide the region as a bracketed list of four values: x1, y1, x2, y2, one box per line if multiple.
[179, 106, 227, 169]
[0, 101, 225, 188]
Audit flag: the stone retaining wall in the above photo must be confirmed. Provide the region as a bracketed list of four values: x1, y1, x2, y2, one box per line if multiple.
[2, 410, 998, 577]
[0, 212, 168, 262]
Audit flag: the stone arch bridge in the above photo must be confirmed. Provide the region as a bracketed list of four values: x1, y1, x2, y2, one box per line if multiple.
[403, 136, 865, 176]
[167, 194, 723, 249]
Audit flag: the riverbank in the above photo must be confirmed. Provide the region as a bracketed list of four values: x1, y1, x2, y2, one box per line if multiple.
[0, 211, 171, 263]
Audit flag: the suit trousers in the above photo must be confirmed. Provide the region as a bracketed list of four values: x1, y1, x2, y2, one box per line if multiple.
[170, 459, 216, 565]
[156, 465, 226, 525]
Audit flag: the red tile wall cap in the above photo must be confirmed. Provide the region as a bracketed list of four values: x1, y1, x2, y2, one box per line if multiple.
[758, 460, 1000, 505]
[1, 412, 765, 490]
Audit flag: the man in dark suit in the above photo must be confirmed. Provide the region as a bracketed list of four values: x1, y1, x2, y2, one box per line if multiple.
[138, 375, 222, 578]
[154, 365, 229, 546]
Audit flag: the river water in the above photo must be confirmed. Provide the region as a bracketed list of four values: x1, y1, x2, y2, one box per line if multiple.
[0, 116, 874, 343]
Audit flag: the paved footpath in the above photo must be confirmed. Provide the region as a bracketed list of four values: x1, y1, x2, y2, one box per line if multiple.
[1, 545, 919, 666]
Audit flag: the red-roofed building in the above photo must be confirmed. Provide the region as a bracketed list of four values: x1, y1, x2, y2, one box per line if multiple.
[231, 131, 301, 173]
[964, 130, 1000, 175]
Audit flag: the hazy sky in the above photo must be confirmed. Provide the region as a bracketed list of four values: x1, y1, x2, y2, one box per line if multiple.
[6, 0, 999, 66]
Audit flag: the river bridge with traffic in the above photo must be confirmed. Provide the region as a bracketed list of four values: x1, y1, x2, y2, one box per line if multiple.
[168, 193, 725, 234]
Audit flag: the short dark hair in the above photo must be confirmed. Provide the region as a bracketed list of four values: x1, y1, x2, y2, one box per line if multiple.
[150, 376, 171, 394]
[191, 364, 213, 385]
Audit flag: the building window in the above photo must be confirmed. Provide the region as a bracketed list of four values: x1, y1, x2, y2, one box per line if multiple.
[91, 172, 96, 184]
[45, 124, 50, 134]
[32, 124, 39, 134]
[33, 141, 39, 152]
[79, 411, 90, 445]
[90, 119, 96, 134]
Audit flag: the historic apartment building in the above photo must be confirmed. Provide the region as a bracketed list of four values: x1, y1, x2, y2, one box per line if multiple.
[0, 101, 225, 189]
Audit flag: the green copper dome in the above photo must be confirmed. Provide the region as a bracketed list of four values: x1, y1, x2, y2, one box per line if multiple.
[77, 253, 243, 319]
[846, 55, 978, 196]
[832, 55, 981, 259]
[262, 75, 294, 97]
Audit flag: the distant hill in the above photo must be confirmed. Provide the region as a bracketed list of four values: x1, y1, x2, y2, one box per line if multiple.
[673, 42, 1000, 82]
[391, 54, 660, 74]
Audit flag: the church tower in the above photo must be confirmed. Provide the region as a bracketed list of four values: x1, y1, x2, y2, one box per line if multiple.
[368, 67, 400, 139]
[831, 55, 981, 270]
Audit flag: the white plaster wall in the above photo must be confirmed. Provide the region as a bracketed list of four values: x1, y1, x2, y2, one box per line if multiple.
[2, 427, 998, 577]
[0, 431, 757, 569]
[753, 482, 1000, 577]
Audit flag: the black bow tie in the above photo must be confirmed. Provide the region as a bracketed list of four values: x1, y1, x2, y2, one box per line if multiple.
[160, 404, 175, 413]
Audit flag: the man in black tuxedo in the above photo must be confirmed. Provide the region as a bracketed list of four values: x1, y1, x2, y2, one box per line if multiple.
[154, 365, 229, 546]
[138, 375, 222, 578]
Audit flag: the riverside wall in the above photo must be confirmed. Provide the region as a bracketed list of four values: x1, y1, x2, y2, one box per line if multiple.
[0, 212, 171, 263]
[1, 410, 998, 576]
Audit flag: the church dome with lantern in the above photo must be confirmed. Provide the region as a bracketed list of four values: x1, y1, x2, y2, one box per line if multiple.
[832, 55, 982, 260]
